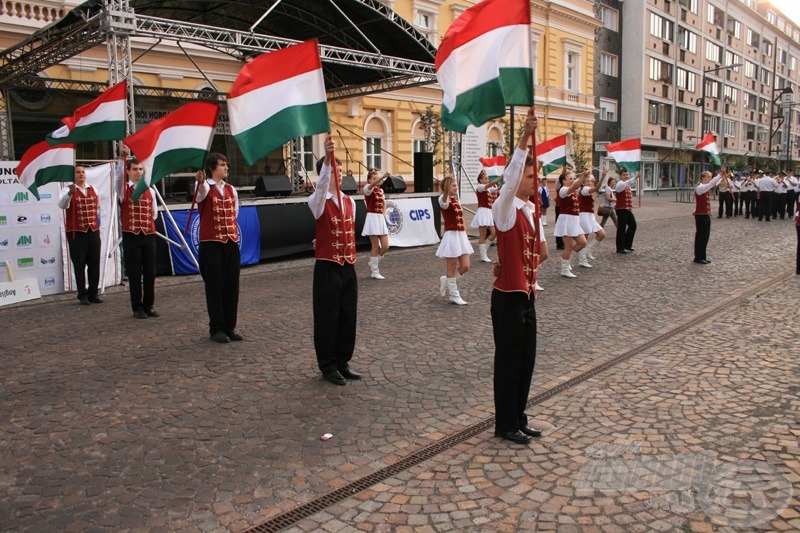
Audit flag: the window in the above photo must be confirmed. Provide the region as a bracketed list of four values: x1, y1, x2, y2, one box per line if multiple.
[745, 61, 758, 79]
[704, 79, 720, 99]
[762, 40, 773, 58]
[744, 92, 758, 110]
[649, 57, 673, 82]
[413, 139, 427, 154]
[676, 107, 696, 129]
[791, 56, 797, 72]
[704, 115, 720, 133]
[600, 6, 619, 32]
[724, 51, 741, 71]
[747, 29, 760, 48]
[745, 124, 756, 140]
[600, 53, 618, 77]
[414, 6, 437, 43]
[727, 19, 741, 39]
[706, 4, 722, 26]
[566, 51, 579, 91]
[676, 68, 696, 92]
[678, 28, 697, 53]
[723, 119, 738, 138]
[366, 137, 382, 170]
[760, 68, 771, 86]
[599, 98, 618, 121]
[678, 0, 698, 14]
[648, 101, 672, 124]
[758, 97, 768, 114]
[301, 136, 315, 173]
[723, 86, 739, 104]
[767, 11, 776, 25]
[706, 42, 722, 63]
[778, 48, 788, 65]
[650, 13, 674, 41]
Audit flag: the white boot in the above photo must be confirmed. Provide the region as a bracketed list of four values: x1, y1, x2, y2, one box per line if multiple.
[561, 258, 577, 278]
[447, 277, 468, 305]
[369, 257, 385, 279]
[534, 281, 544, 291]
[439, 275, 447, 297]
[587, 241, 596, 260]
[578, 249, 593, 268]
[479, 243, 491, 262]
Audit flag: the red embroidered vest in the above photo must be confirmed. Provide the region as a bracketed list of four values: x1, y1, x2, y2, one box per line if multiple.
[198, 183, 239, 243]
[694, 191, 711, 216]
[365, 186, 386, 214]
[559, 189, 580, 216]
[617, 185, 633, 210]
[315, 195, 356, 265]
[65, 187, 99, 233]
[442, 197, 465, 231]
[494, 209, 537, 296]
[579, 192, 594, 213]
[477, 188, 497, 208]
[121, 184, 156, 235]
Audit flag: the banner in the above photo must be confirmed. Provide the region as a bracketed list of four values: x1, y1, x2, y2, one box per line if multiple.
[165, 206, 261, 275]
[385, 197, 441, 247]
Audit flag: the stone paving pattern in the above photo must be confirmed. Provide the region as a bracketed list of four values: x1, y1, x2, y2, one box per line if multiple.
[1, 196, 798, 532]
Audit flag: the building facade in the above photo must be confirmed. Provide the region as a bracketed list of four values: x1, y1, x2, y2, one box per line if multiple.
[592, 0, 624, 170]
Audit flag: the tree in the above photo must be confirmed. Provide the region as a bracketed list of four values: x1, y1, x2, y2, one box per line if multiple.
[569, 123, 592, 171]
[418, 105, 443, 166]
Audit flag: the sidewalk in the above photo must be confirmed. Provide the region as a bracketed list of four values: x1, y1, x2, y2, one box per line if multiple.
[1, 196, 798, 532]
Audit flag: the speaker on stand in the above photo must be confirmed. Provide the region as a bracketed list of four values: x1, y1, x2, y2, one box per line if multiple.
[381, 175, 407, 194]
[254, 175, 293, 197]
[414, 152, 434, 192]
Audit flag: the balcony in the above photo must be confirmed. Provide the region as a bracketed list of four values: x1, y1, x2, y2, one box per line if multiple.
[536, 86, 596, 110]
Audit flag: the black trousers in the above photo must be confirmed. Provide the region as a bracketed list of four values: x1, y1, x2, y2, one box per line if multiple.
[199, 240, 240, 335]
[743, 191, 756, 217]
[758, 192, 773, 221]
[733, 192, 742, 216]
[787, 190, 797, 217]
[122, 232, 156, 312]
[554, 206, 564, 249]
[313, 260, 358, 375]
[491, 290, 537, 434]
[694, 215, 711, 262]
[718, 191, 732, 217]
[796, 226, 800, 275]
[774, 194, 786, 219]
[615, 209, 637, 251]
[67, 230, 101, 300]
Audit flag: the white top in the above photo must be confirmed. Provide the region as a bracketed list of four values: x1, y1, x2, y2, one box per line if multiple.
[58, 184, 94, 209]
[757, 176, 777, 192]
[615, 177, 636, 193]
[196, 179, 240, 216]
[114, 160, 158, 221]
[308, 163, 356, 220]
[492, 147, 534, 233]
[696, 173, 722, 195]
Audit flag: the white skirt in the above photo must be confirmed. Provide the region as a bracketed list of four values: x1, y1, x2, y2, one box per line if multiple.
[579, 212, 603, 234]
[553, 214, 583, 237]
[469, 207, 494, 228]
[362, 212, 388, 236]
[436, 230, 474, 258]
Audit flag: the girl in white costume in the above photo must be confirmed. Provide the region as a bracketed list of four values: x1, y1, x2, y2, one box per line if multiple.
[361, 168, 390, 279]
[436, 175, 473, 305]
[577, 173, 606, 266]
[470, 170, 502, 262]
[553, 168, 588, 278]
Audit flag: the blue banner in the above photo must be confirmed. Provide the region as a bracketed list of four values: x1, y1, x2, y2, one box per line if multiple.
[165, 207, 261, 275]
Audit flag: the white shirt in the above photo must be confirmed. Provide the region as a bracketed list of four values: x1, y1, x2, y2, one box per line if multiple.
[57, 183, 94, 209]
[114, 160, 158, 221]
[758, 176, 777, 192]
[696, 173, 722, 195]
[492, 147, 534, 232]
[195, 179, 240, 216]
[308, 163, 355, 220]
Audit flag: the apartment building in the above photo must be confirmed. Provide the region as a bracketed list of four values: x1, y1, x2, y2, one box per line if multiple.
[621, 0, 800, 190]
[593, 0, 624, 170]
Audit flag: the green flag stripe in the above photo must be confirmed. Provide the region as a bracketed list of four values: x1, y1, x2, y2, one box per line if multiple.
[27, 165, 75, 200]
[46, 121, 126, 145]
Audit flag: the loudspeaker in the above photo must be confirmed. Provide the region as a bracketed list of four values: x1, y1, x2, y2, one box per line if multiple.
[414, 152, 434, 192]
[341, 174, 358, 195]
[254, 175, 292, 197]
[381, 175, 407, 194]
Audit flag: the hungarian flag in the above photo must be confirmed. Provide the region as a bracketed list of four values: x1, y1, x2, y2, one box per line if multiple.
[695, 132, 721, 166]
[15, 141, 76, 200]
[46, 81, 127, 145]
[228, 39, 330, 166]
[605, 138, 641, 174]
[479, 155, 506, 178]
[124, 101, 219, 201]
[537, 133, 571, 175]
[435, 0, 533, 133]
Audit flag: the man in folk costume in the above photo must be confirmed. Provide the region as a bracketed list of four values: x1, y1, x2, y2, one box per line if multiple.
[614, 168, 640, 253]
[491, 109, 543, 445]
[194, 153, 244, 343]
[309, 136, 361, 386]
[693, 167, 724, 264]
[115, 151, 159, 319]
[58, 165, 103, 305]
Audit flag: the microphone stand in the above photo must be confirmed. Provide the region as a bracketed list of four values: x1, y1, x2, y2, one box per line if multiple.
[337, 130, 361, 189]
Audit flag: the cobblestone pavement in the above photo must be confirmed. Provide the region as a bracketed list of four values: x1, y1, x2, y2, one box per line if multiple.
[1, 196, 798, 532]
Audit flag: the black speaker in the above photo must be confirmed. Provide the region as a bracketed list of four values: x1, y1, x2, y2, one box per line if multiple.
[341, 174, 358, 195]
[381, 175, 407, 194]
[414, 152, 434, 192]
[254, 175, 292, 197]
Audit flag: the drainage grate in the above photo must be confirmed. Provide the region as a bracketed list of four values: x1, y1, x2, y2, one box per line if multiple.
[244, 270, 791, 533]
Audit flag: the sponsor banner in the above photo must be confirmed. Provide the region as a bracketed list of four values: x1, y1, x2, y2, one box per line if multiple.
[458, 124, 487, 206]
[165, 206, 261, 275]
[0, 278, 42, 307]
[386, 197, 441, 248]
[0, 161, 64, 295]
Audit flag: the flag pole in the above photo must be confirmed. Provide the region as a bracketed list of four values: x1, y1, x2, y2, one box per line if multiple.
[329, 133, 342, 208]
[184, 174, 202, 235]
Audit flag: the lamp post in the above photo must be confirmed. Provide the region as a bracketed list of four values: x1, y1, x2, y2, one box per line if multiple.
[768, 86, 793, 167]
[698, 63, 742, 171]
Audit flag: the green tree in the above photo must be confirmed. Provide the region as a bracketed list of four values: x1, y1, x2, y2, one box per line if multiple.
[418, 105, 444, 166]
[569, 123, 592, 171]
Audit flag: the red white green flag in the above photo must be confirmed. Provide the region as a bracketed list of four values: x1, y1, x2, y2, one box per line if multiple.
[46, 81, 127, 145]
[605, 138, 641, 173]
[537, 132, 571, 175]
[479, 155, 506, 178]
[228, 39, 330, 166]
[435, 0, 533, 133]
[15, 141, 76, 200]
[695, 132, 721, 166]
[124, 101, 219, 201]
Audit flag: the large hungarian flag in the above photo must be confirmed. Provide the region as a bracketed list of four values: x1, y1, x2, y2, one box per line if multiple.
[124, 101, 219, 201]
[479, 155, 506, 178]
[605, 138, 641, 173]
[435, 0, 533, 133]
[15, 141, 76, 200]
[537, 133, 570, 175]
[46, 81, 127, 145]
[228, 39, 330, 166]
[695, 132, 721, 166]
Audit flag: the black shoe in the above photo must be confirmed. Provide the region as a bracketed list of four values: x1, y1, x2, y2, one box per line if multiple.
[693, 259, 708, 264]
[210, 331, 230, 343]
[225, 330, 244, 341]
[703, 259, 711, 264]
[79, 297, 90, 306]
[133, 310, 149, 319]
[625, 248, 635, 253]
[323, 371, 346, 386]
[88, 296, 103, 304]
[339, 367, 362, 380]
[616, 250, 630, 254]
[496, 430, 532, 444]
[144, 308, 160, 318]
[520, 426, 543, 438]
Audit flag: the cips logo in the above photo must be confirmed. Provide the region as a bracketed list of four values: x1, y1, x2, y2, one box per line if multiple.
[384, 201, 403, 236]
[17, 257, 34, 269]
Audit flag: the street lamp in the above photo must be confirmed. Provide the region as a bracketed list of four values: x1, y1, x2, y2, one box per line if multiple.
[768, 86, 794, 167]
[698, 63, 743, 171]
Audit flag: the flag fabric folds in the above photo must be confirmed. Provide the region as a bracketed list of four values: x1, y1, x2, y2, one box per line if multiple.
[479, 155, 507, 178]
[15, 141, 76, 200]
[124, 101, 220, 201]
[435, 0, 533, 133]
[605, 138, 642, 174]
[228, 39, 330, 166]
[46, 81, 127, 145]
[537, 133, 571, 175]
[695, 132, 721, 166]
